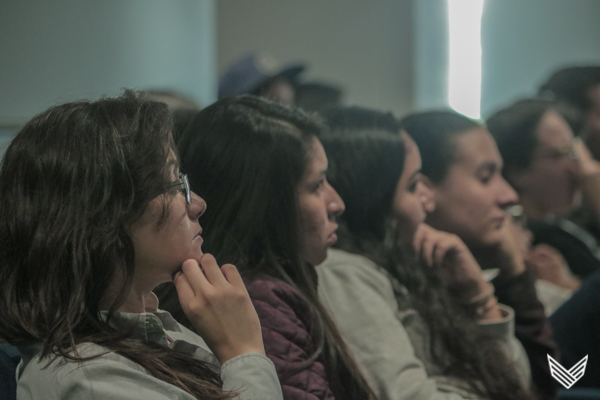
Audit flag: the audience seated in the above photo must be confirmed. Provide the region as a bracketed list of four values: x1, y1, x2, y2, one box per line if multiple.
[156, 96, 376, 400]
[0, 91, 282, 400]
[4, 53, 600, 400]
[317, 106, 534, 400]
[403, 110, 559, 400]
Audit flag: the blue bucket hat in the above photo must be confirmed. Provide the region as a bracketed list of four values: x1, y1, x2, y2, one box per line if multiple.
[218, 52, 305, 99]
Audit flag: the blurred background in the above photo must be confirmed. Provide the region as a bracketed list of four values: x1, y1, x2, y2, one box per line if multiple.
[2, 0, 600, 158]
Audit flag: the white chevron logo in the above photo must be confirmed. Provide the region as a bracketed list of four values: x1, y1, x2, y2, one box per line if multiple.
[547, 354, 588, 389]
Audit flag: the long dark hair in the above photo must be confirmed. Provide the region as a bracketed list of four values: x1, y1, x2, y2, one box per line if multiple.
[321, 106, 533, 400]
[401, 110, 481, 184]
[158, 96, 375, 400]
[539, 66, 600, 113]
[0, 91, 233, 399]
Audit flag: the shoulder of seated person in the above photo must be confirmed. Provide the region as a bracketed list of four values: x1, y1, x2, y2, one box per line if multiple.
[19, 342, 147, 379]
[247, 277, 308, 306]
[319, 248, 379, 269]
[319, 248, 390, 281]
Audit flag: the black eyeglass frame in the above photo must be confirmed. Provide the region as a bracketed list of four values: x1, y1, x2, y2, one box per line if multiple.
[165, 173, 191, 205]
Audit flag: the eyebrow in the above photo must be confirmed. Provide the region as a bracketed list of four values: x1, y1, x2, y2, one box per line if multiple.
[409, 169, 421, 180]
[476, 161, 498, 174]
[549, 142, 573, 155]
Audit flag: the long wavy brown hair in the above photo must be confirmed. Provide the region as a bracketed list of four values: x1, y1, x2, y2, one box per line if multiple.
[0, 91, 235, 399]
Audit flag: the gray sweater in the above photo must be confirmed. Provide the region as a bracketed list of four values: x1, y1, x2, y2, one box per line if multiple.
[317, 248, 530, 400]
[16, 308, 282, 400]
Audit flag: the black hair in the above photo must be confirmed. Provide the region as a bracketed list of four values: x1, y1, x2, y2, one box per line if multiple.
[400, 110, 481, 183]
[157, 96, 375, 400]
[319, 106, 404, 246]
[540, 66, 600, 112]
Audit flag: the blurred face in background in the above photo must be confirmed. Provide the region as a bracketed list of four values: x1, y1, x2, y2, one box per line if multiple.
[425, 128, 518, 250]
[509, 110, 579, 217]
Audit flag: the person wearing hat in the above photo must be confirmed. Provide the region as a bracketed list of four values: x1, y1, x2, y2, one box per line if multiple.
[218, 52, 305, 107]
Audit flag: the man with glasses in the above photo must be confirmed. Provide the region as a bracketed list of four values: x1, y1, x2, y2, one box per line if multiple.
[488, 98, 600, 280]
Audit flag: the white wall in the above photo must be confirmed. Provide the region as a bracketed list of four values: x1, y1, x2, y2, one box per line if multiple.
[0, 0, 216, 126]
[413, 0, 449, 112]
[414, 0, 600, 119]
[481, 0, 600, 117]
[217, 0, 415, 116]
[3, 0, 600, 129]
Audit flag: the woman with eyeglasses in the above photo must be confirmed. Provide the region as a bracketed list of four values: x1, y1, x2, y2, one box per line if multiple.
[156, 96, 376, 400]
[0, 91, 282, 400]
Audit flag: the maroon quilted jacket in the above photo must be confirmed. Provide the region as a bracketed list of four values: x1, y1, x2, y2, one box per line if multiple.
[247, 277, 336, 400]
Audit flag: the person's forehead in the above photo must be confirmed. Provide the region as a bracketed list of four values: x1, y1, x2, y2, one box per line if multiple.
[451, 128, 502, 168]
[536, 111, 573, 149]
[305, 138, 327, 174]
[401, 130, 417, 153]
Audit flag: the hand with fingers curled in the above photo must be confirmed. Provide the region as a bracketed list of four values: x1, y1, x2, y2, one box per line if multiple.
[413, 224, 488, 299]
[413, 224, 502, 319]
[173, 254, 265, 364]
[526, 244, 581, 291]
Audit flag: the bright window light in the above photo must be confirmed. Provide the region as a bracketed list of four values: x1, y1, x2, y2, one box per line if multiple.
[447, 0, 484, 119]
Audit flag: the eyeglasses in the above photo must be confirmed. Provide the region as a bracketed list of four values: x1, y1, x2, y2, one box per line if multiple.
[506, 204, 527, 228]
[165, 173, 191, 205]
[535, 142, 577, 162]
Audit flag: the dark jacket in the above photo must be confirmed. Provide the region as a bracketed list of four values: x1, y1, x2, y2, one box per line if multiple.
[0, 343, 19, 400]
[247, 277, 335, 400]
[528, 216, 600, 279]
[550, 268, 600, 389]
